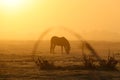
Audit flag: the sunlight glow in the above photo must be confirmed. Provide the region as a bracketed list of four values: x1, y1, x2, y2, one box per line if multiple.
[1, 0, 24, 8]
[0, 0, 26, 13]
[0, 0, 35, 13]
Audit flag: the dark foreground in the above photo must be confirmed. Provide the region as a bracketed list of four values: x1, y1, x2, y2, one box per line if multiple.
[0, 54, 120, 80]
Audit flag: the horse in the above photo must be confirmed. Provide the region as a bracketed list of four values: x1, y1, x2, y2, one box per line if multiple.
[50, 36, 70, 54]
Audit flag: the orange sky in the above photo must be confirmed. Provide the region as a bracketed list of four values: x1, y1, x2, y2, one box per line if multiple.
[0, 0, 120, 41]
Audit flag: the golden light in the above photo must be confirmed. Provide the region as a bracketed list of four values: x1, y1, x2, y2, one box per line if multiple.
[1, 0, 25, 8]
[0, 0, 25, 14]
[0, 0, 35, 13]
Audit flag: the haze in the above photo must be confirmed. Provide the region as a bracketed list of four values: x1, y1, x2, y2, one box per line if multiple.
[0, 0, 120, 41]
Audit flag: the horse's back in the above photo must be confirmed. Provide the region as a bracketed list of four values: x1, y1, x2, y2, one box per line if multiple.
[51, 36, 70, 46]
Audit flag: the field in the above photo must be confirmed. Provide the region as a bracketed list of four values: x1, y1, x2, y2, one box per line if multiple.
[0, 41, 120, 80]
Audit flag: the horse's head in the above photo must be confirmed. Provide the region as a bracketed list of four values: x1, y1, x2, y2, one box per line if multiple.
[65, 45, 71, 54]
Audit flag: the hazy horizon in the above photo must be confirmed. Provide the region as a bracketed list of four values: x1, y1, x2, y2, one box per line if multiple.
[0, 38, 120, 42]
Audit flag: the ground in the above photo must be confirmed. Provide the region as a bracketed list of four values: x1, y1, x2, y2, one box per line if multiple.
[0, 54, 120, 80]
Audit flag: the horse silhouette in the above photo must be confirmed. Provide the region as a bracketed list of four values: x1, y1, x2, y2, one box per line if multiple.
[50, 36, 70, 54]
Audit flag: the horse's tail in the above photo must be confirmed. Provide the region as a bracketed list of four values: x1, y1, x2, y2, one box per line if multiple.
[50, 36, 56, 54]
[50, 38, 53, 54]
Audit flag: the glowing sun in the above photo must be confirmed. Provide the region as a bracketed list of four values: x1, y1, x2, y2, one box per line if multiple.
[1, 0, 24, 7]
[0, 0, 32, 13]
[0, 0, 35, 13]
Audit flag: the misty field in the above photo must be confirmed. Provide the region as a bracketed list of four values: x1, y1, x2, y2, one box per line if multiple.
[0, 41, 120, 80]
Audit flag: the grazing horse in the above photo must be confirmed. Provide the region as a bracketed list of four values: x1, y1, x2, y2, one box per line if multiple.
[50, 36, 70, 54]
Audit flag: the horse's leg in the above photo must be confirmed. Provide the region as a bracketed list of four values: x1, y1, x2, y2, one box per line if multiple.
[61, 46, 63, 54]
[52, 45, 55, 54]
[50, 43, 54, 54]
[50, 43, 52, 54]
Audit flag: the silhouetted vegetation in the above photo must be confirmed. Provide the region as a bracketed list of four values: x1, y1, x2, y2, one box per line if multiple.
[99, 56, 118, 70]
[34, 57, 56, 70]
[34, 53, 119, 71]
[82, 55, 96, 69]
